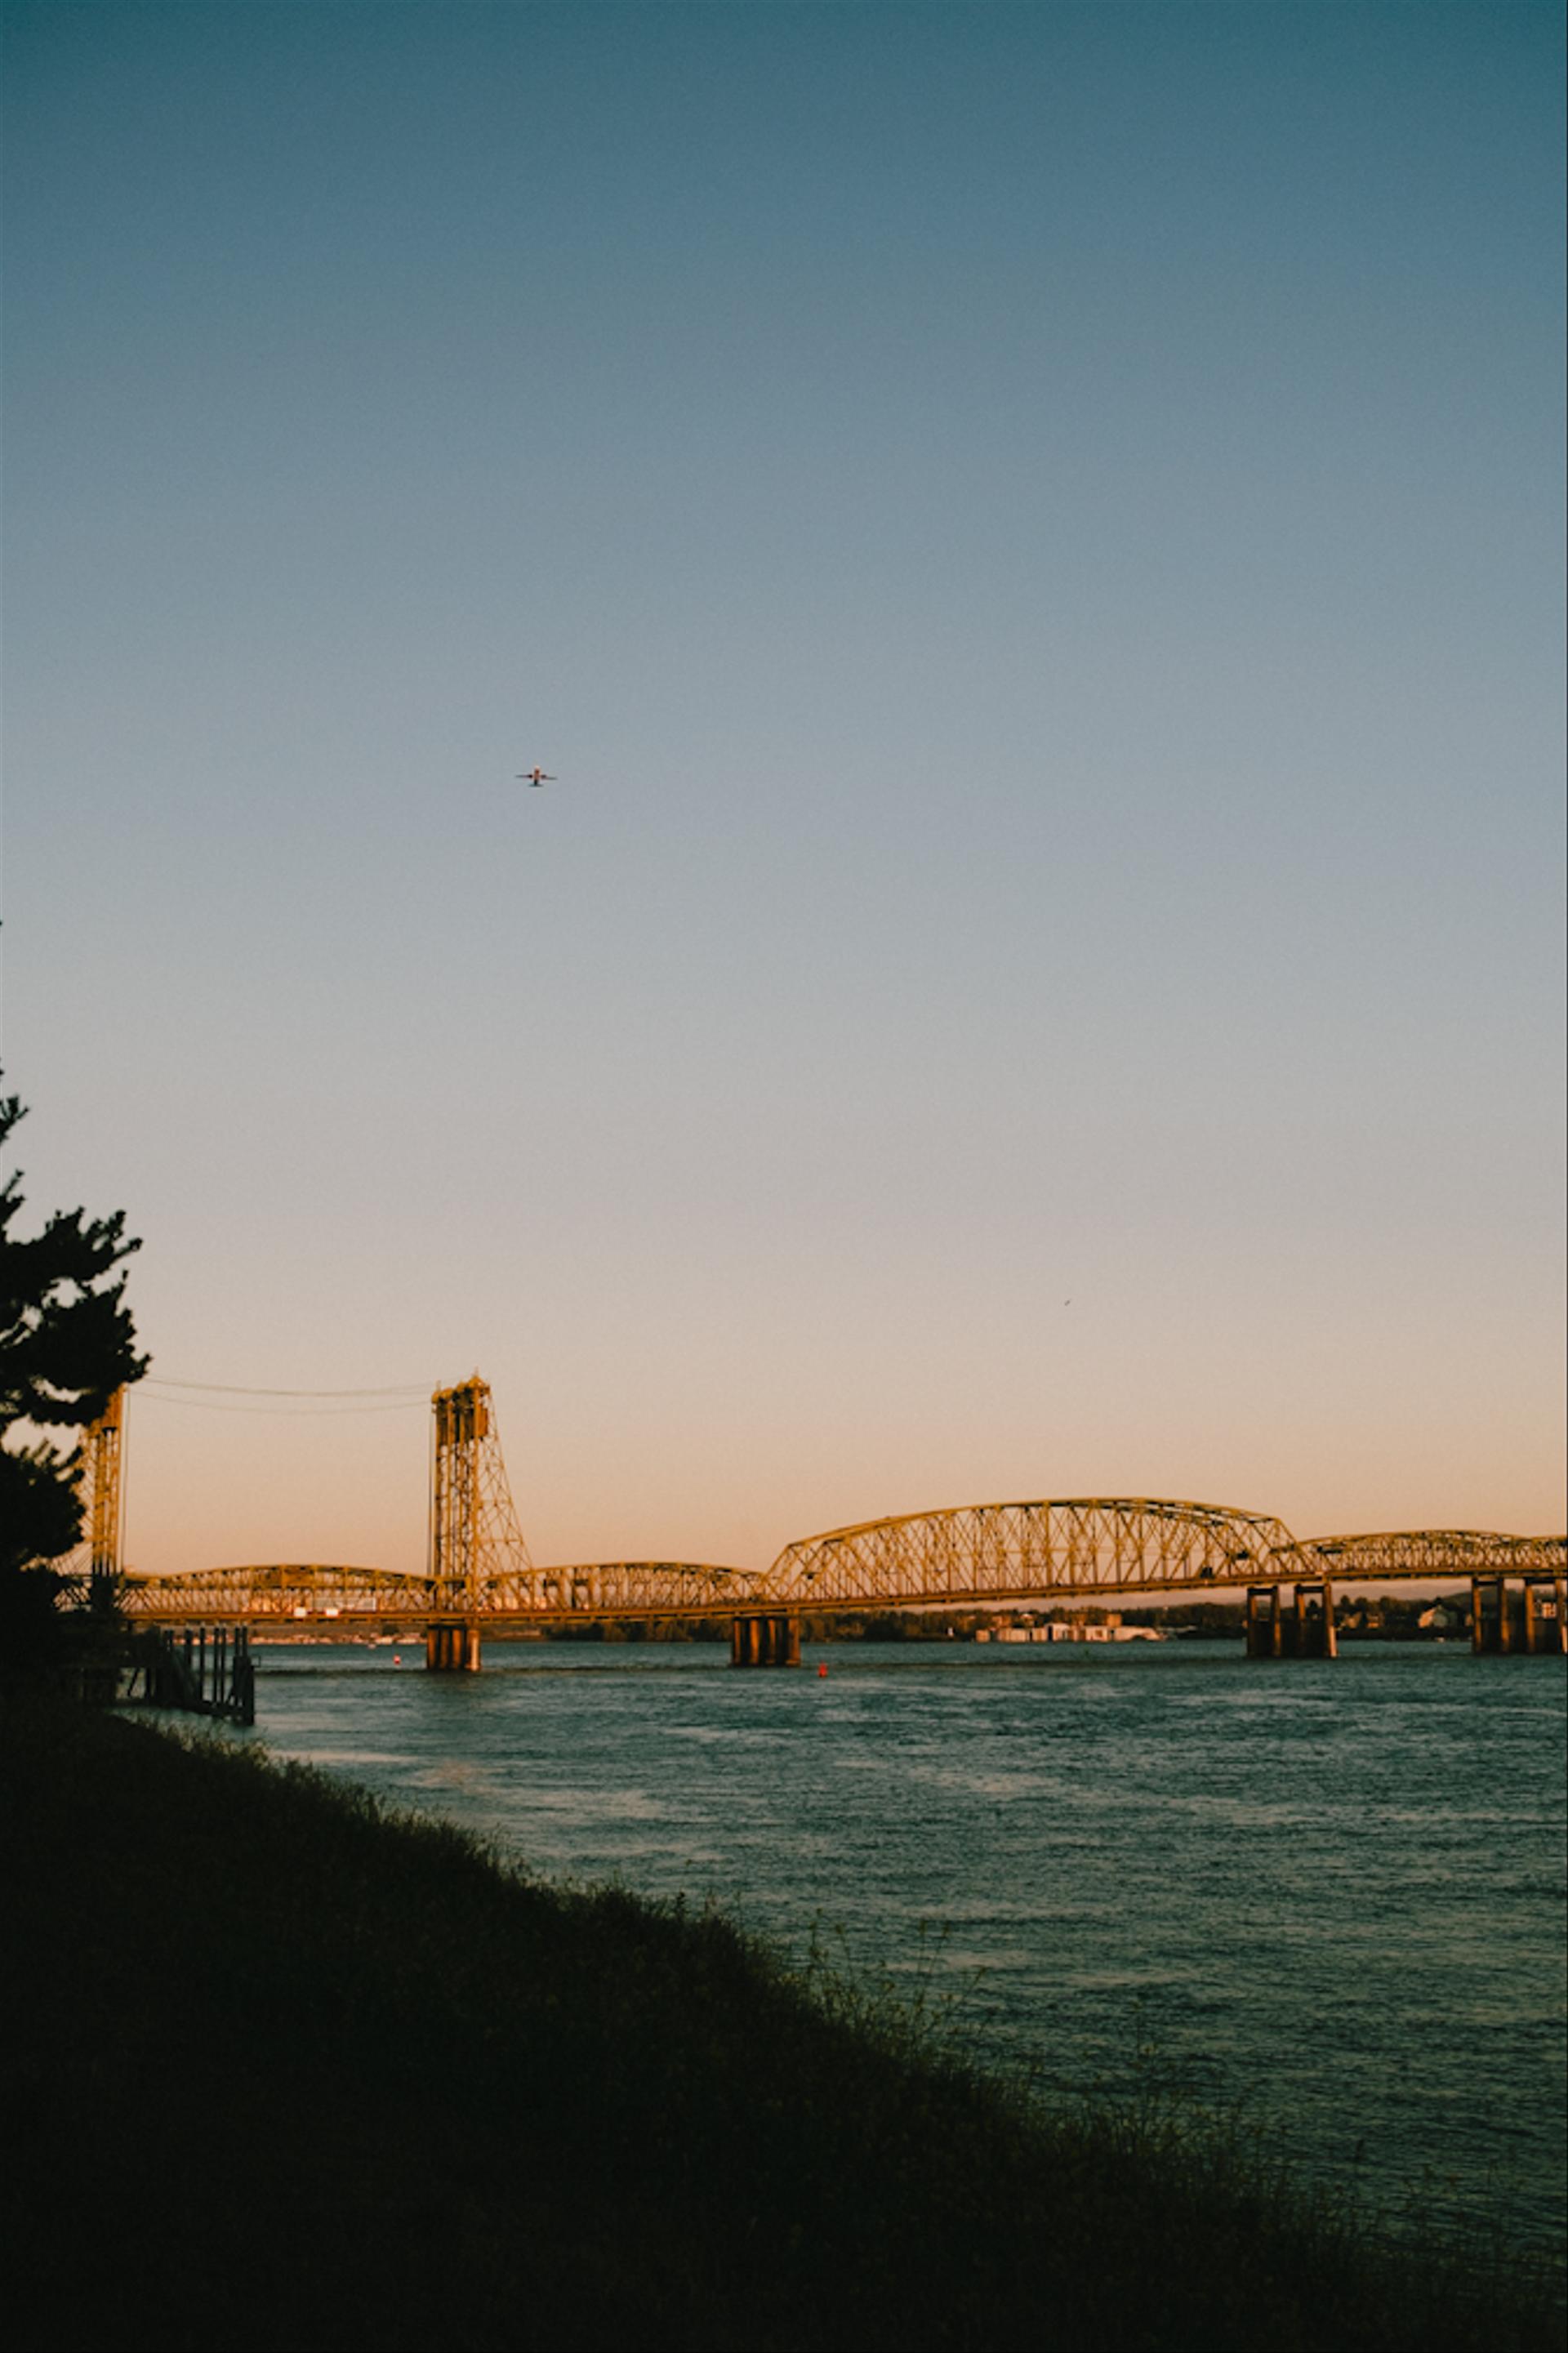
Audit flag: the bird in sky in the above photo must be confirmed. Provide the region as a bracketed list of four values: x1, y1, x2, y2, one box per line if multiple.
[515, 768, 557, 787]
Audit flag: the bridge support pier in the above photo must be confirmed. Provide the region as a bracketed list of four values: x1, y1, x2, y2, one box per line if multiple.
[1522, 1576, 1567, 1653]
[425, 1620, 482, 1673]
[1247, 1582, 1335, 1660]
[729, 1612, 801, 1668]
[1474, 1576, 1566, 1656]
[1245, 1585, 1282, 1658]
[1471, 1576, 1510, 1654]
[1288, 1577, 1337, 1658]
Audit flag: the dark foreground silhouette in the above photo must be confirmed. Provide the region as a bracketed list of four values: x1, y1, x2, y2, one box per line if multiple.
[2, 1692, 1559, 2353]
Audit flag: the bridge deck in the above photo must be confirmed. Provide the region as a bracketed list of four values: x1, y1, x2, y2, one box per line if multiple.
[118, 1512, 1566, 1629]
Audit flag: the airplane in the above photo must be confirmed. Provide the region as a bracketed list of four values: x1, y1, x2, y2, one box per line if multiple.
[515, 768, 557, 787]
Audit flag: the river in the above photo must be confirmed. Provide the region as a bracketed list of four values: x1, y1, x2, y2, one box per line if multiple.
[222, 1635, 1565, 2247]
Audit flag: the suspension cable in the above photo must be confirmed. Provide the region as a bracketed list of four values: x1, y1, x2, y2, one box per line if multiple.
[136, 1393, 429, 1416]
[142, 1378, 429, 1398]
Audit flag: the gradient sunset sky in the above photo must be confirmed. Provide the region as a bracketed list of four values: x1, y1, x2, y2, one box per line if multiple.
[3, 2, 1563, 1580]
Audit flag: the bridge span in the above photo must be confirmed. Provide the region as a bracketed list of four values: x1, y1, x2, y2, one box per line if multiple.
[741, 1502, 1566, 1663]
[121, 1558, 766, 1634]
[96, 1376, 1564, 1672]
[117, 1513, 1566, 1664]
[766, 1496, 1304, 1611]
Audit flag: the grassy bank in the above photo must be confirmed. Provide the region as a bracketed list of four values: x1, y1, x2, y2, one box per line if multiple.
[2, 1693, 1559, 2353]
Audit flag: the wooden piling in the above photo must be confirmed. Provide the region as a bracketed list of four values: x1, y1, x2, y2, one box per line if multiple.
[233, 1627, 256, 1723]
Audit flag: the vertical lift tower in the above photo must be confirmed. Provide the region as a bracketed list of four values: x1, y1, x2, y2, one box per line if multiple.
[426, 1375, 531, 1669]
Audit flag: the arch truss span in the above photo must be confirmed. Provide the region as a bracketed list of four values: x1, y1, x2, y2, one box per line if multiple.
[1303, 1531, 1567, 1582]
[760, 1497, 1308, 1612]
[480, 1561, 766, 1623]
[122, 1564, 437, 1629]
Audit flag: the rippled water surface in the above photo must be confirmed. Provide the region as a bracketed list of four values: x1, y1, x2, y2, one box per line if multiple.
[228, 1638, 1566, 2242]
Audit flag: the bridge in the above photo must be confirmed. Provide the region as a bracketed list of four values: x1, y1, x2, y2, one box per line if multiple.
[91, 1375, 1564, 1671]
[760, 1503, 1566, 1660]
[120, 1558, 768, 1633]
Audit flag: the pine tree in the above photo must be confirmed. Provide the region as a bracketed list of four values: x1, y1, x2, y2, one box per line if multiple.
[0, 1077, 148, 1592]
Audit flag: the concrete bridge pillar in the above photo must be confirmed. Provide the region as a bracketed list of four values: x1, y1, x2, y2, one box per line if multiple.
[425, 1620, 482, 1673]
[1521, 1577, 1566, 1654]
[1471, 1576, 1508, 1654]
[1245, 1585, 1282, 1659]
[729, 1612, 801, 1668]
[1247, 1583, 1335, 1660]
[1286, 1579, 1337, 1659]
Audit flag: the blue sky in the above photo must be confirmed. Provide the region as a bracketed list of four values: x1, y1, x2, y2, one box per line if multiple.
[3, 2, 1563, 1576]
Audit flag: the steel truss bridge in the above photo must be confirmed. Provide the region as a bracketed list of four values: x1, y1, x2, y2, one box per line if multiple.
[118, 1510, 1567, 1633]
[101, 1375, 1564, 1664]
[120, 1558, 768, 1633]
[761, 1503, 1566, 1609]
[768, 1497, 1303, 1611]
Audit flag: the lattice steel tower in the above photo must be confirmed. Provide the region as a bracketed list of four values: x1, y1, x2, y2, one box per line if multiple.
[77, 1386, 127, 1611]
[427, 1375, 532, 1669]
